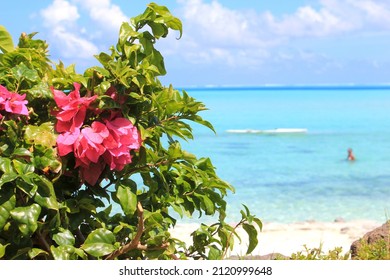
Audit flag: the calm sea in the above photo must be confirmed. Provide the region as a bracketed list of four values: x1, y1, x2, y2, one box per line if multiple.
[177, 86, 390, 224]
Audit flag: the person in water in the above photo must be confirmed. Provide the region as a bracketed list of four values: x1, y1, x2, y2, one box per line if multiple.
[347, 148, 355, 161]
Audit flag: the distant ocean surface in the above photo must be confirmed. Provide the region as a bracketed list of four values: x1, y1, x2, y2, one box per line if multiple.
[176, 86, 390, 224]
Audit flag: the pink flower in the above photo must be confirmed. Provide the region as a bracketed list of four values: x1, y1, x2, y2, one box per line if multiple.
[56, 129, 80, 156]
[53, 83, 143, 186]
[79, 159, 106, 186]
[0, 85, 29, 116]
[74, 122, 108, 166]
[105, 117, 141, 150]
[103, 117, 141, 170]
[106, 86, 126, 105]
[52, 83, 96, 133]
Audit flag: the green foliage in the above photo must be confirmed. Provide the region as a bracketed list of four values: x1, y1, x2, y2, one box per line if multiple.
[289, 244, 350, 260]
[0, 3, 261, 260]
[0, 25, 14, 53]
[353, 239, 390, 260]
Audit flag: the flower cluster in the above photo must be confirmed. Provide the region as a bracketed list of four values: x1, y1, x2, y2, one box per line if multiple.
[0, 85, 29, 118]
[52, 83, 141, 185]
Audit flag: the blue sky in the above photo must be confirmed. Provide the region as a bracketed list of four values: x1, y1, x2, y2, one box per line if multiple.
[1, 0, 390, 86]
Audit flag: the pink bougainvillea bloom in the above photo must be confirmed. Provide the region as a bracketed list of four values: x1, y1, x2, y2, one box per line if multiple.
[106, 86, 126, 105]
[74, 122, 108, 167]
[103, 152, 132, 171]
[102, 117, 141, 170]
[0, 85, 29, 116]
[105, 117, 141, 150]
[56, 129, 80, 156]
[52, 83, 143, 185]
[52, 83, 97, 133]
[79, 159, 106, 186]
[4, 93, 29, 115]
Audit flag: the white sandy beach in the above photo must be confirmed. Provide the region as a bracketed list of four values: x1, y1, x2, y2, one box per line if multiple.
[171, 220, 382, 258]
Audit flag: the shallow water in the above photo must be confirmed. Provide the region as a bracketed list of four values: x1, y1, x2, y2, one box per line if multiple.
[178, 87, 390, 223]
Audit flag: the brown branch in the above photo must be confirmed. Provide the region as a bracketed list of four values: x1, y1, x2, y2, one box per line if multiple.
[136, 242, 170, 251]
[222, 220, 245, 259]
[170, 254, 180, 260]
[75, 228, 86, 244]
[127, 159, 171, 175]
[105, 202, 144, 260]
[35, 231, 51, 255]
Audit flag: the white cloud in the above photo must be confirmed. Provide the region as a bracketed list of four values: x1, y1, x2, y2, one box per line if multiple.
[40, 0, 130, 61]
[172, 0, 279, 67]
[267, 5, 354, 37]
[40, 0, 79, 27]
[168, 0, 390, 69]
[349, 0, 390, 28]
[50, 26, 99, 59]
[73, 0, 128, 32]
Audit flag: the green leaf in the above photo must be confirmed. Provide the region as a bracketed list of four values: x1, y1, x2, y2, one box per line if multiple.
[32, 174, 59, 210]
[28, 248, 49, 259]
[149, 50, 166, 75]
[11, 62, 39, 82]
[0, 173, 18, 188]
[115, 180, 137, 217]
[0, 25, 14, 53]
[16, 176, 38, 197]
[84, 229, 116, 245]
[53, 229, 75, 246]
[0, 243, 9, 259]
[85, 66, 110, 77]
[0, 190, 16, 229]
[51, 245, 85, 260]
[253, 217, 263, 232]
[194, 193, 215, 215]
[12, 159, 34, 175]
[242, 223, 258, 255]
[148, 22, 168, 38]
[10, 204, 41, 236]
[97, 95, 121, 110]
[82, 228, 116, 257]
[119, 22, 139, 45]
[94, 52, 112, 67]
[170, 203, 183, 218]
[208, 245, 222, 260]
[0, 157, 14, 173]
[12, 148, 32, 157]
[25, 123, 57, 147]
[147, 3, 182, 39]
[28, 82, 53, 99]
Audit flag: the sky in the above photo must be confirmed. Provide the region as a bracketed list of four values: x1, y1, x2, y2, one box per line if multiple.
[1, 0, 390, 87]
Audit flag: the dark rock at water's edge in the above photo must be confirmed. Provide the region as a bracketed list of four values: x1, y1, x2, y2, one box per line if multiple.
[350, 220, 390, 259]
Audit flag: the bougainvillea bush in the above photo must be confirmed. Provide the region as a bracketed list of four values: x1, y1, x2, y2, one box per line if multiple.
[0, 3, 261, 260]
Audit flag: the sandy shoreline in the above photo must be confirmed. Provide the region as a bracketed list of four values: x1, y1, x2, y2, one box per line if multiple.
[170, 219, 382, 257]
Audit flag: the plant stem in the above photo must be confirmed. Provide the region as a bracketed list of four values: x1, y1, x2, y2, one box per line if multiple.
[105, 202, 144, 260]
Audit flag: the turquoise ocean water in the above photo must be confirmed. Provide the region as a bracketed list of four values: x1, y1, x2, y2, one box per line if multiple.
[177, 87, 390, 224]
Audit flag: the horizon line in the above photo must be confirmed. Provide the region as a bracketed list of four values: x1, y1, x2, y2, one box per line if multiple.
[177, 84, 390, 91]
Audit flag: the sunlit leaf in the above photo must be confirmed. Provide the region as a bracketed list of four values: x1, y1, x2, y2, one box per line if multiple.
[53, 229, 75, 246]
[10, 204, 41, 236]
[0, 25, 14, 53]
[0, 191, 16, 229]
[116, 182, 137, 217]
[242, 223, 258, 255]
[82, 228, 116, 257]
[28, 248, 49, 259]
[0, 243, 9, 259]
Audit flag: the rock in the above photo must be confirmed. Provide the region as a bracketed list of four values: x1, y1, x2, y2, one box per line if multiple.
[340, 227, 349, 233]
[350, 221, 390, 259]
[334, 217, 345, 223]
